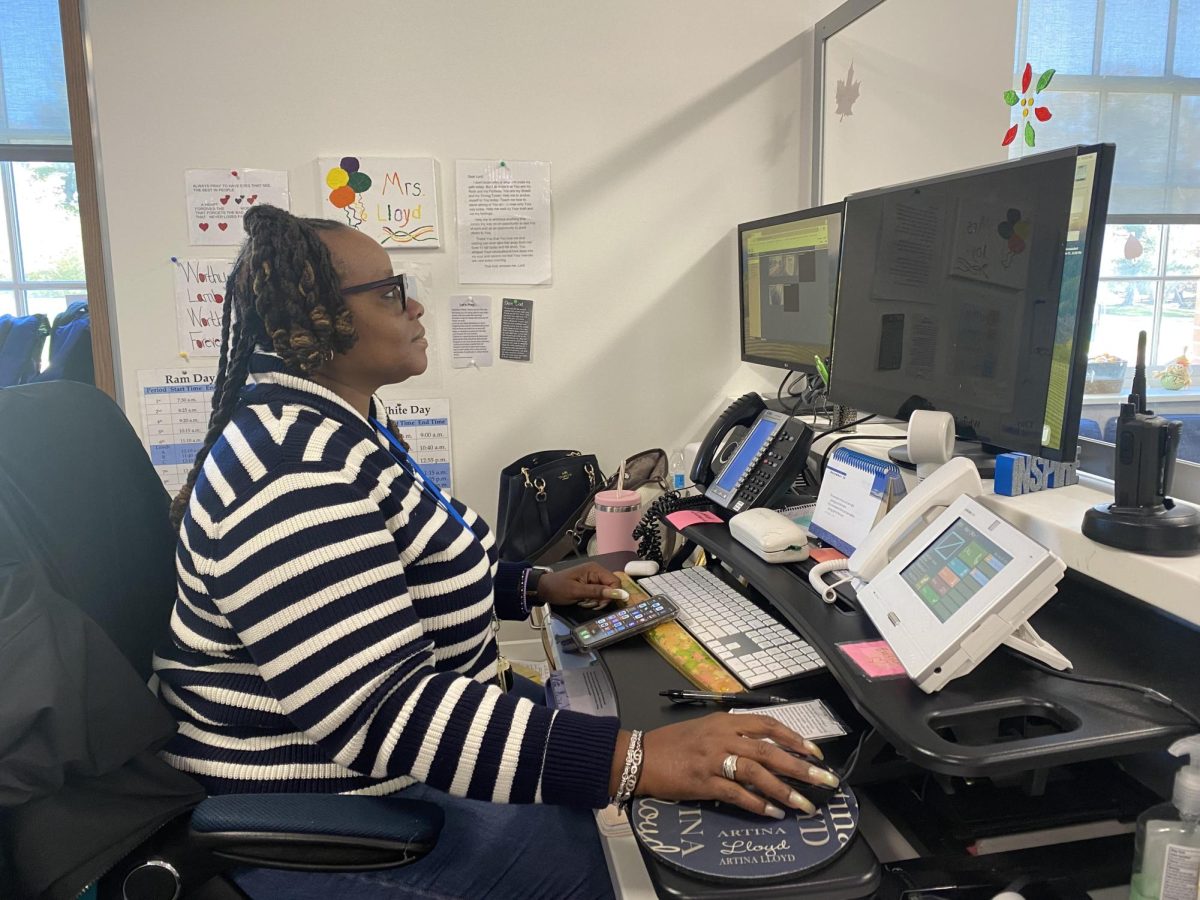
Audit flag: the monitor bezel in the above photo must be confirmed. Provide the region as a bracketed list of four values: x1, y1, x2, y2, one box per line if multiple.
[826, 143, 1115, 461]
[738, 201, 846, 374]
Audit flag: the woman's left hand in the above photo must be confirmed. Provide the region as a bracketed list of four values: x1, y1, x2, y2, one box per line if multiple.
[538, 563, 625, 609]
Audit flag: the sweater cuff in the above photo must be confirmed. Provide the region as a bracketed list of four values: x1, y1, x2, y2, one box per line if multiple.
[538, 709, 621, 808]
[494, 560, 532, 620]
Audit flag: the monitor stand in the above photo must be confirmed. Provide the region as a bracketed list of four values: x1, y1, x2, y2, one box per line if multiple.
[888, 442, 1000, 479]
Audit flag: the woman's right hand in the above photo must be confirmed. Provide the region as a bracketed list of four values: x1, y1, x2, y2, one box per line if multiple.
[626, 714, 839, 818]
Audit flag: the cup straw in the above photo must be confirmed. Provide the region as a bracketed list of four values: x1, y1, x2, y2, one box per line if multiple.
[617, 457, 627, 493]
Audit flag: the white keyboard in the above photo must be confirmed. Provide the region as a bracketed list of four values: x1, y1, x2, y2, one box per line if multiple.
[637, 566, 826, 688]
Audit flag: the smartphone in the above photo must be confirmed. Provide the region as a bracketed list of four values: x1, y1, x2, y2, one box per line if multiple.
[571, 595, 678, 651]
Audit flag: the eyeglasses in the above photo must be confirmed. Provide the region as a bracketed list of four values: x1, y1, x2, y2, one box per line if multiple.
[342, 274, 408, 312]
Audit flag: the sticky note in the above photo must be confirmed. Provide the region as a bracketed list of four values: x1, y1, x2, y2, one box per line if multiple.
[808, 547, 848, 563]
[664, 510, 724, 530]
[837, 640, 907, 679]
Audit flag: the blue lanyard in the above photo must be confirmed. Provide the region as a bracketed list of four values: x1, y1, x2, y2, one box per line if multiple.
[370, 417, 473, 535]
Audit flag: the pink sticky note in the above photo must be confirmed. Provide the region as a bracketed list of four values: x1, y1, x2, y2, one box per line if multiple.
[809, 547, 848, 564]
[664, 510, 724, 530]
[838, 640, 907, 679]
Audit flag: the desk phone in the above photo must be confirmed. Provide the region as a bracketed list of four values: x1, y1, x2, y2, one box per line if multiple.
[693, 396, 813, 512]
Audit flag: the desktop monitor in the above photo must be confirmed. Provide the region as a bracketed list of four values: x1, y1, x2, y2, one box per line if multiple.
[739, 202, 844, 373]
[828, 144, 1114, 463]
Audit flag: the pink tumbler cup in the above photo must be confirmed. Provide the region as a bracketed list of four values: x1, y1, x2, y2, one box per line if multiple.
[593, 489, 642, 555]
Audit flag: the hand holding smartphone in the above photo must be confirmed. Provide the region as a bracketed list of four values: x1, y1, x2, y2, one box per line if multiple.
[570, 595, 678, 651]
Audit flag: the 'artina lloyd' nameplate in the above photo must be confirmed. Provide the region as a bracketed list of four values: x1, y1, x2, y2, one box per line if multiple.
[631, 788, 859, 884]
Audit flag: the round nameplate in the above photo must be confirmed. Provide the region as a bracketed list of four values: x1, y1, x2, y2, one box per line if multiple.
[630, 788, 859, 884]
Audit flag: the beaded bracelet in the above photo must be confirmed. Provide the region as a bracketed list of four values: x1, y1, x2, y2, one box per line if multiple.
[612, 729, 644, 812]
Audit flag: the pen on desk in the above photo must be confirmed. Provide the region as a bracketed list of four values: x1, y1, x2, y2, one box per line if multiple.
[660, 689, 790, 706]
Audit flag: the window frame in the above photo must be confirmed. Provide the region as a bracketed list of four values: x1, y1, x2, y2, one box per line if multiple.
[0, 150, 88, 318]
[1013, 0, 1200, 501]
[0, 1, 117, 398]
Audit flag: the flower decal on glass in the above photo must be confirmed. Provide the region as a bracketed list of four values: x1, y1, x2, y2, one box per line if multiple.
[1002, 63, 1054, 147]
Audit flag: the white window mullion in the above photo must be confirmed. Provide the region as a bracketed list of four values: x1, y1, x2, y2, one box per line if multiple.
[0, 162, 25, 316]
[1093, 0, 1106, 76]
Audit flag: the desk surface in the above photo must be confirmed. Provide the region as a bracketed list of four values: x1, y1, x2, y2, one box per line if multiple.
[675, 522, 1200, 779]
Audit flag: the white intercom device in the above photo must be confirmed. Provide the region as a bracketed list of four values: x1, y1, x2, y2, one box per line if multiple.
[808, 456, 1069, 692]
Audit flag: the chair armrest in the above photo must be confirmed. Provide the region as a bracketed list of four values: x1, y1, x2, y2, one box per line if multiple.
[188, 794, 443, 870]
[109, 794, 442, 899]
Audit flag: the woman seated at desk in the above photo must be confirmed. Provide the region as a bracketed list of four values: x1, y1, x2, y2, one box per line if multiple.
[153, 205, 835, 899]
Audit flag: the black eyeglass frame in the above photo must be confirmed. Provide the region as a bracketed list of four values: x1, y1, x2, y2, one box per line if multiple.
[342, 274, 408, 311]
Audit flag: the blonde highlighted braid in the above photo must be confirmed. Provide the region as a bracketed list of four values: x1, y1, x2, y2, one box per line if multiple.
[169, 205, 358, 528]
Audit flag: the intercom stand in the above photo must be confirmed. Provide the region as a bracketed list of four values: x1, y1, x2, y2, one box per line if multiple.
[1003, 619, 1071, 671]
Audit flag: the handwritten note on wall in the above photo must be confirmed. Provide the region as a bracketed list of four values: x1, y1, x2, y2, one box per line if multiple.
[318, 157, 441, 248]
[185, 169, 290, 245]
[174, 258, 233, 356]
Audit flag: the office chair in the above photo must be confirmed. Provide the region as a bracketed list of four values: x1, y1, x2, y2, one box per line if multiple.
[0, 381, 442, 900]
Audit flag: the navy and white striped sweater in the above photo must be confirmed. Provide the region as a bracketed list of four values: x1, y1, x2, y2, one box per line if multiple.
[153, 353, 619, 806]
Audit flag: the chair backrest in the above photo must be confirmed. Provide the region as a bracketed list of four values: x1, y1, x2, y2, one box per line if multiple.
[0, 381, 177, 678]
[0, 314, 13, 354]
[0, 314, 50, 387]
[32, 314, 93, 385]
[47, 300, 89, 358]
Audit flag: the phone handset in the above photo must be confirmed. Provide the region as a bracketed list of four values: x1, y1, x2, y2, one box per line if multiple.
[809, 456, 985, 602]
[691, 393, 767, 488]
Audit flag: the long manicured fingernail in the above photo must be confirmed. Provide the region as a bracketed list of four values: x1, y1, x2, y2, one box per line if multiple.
[809, 766, 839, 787]
[788, 791, 817, 814]
[763, 802, 786, 820]
[602, 588, 629, 601]
[579, 600, 598, 608]
[804, 740, 824, 760]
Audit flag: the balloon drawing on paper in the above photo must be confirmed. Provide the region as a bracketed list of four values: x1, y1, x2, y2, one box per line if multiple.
[319, 157, 442, 249]
[325, 157, 372, 229]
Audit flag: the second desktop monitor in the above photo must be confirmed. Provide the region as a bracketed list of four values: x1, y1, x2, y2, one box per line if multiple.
[739, 202, 843, 373]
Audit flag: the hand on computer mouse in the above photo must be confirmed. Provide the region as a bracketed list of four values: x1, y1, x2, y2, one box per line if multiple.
[772, 752, 842, 810]
[628, 713, 837, 820]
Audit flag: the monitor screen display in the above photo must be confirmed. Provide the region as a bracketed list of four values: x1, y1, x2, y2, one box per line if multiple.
[739, 203, 843, 372]
[715, 417, 776, 492]
[827, 145, 1113, 460]
[900, 516, 1014, 624]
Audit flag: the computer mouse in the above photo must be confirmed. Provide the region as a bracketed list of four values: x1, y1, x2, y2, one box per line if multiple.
[778, 753, 842, 810]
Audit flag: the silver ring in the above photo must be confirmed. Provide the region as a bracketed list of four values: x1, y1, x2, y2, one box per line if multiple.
[721, 753, 739, 781]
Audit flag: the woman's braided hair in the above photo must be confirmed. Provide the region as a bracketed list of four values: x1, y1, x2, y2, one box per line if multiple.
[169, 205, 358, 528]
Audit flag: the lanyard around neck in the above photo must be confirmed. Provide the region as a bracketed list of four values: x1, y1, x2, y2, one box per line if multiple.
[369, 417, 472, 535]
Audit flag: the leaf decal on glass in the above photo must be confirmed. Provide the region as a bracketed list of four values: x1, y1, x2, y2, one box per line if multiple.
[1004, 90, 1020, 106]
[1021, 62, 1033, 94]
[1024, 122, 1036, 147]
[1036, 68, 1056, 93]
[1035, 106, 1052, 121]
[1002, 124, 1019, 146]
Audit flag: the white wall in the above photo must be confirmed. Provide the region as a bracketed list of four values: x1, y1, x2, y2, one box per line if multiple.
[84, 1, 827, 515]
[820, 0, 1019, 203]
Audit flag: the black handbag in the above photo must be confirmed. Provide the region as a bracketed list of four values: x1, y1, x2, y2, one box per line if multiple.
[495, 450, 603, 563]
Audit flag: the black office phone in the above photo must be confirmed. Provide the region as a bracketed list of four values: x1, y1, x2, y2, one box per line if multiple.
[702, 408, 813, 512]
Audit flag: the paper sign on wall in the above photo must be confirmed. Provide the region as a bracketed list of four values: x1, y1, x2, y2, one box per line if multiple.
[185, 169, 290, 245]
[375, 395, 454, 492]
[456, 160, 552, 285]
[318, 156, 441, 248]
[138, 367, 217, 493]
[499, 297, 533, 361]
[174, 259, 233, 356]
[450, 294, 493, 368]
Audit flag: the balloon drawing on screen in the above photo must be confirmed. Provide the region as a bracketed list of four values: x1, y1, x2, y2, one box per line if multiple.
[326, 156, 372, 228]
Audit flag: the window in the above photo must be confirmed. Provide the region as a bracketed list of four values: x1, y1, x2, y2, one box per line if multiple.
[0, 1, 86, 328]
[1014, 0, 1200, 472]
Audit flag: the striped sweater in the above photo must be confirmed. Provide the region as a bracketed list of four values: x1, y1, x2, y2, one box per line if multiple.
[152, 353, 619, 806]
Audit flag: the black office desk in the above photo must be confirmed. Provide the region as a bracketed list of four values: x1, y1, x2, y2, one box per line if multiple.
[672, 522, 1200, 779]
[560, 527, 1200, 896]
